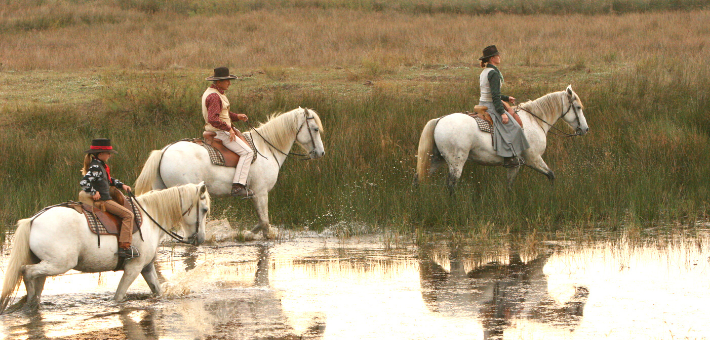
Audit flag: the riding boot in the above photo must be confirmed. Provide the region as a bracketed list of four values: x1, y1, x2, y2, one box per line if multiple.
[503, 157, 525, 168]
[118, 242, 140, 259]
[231, 183, 254, 198]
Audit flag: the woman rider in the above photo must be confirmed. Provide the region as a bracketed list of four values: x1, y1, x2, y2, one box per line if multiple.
[478, 45, 529, 168]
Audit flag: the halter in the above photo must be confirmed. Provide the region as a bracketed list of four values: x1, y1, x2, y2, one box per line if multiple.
[515, 92, 582, 138]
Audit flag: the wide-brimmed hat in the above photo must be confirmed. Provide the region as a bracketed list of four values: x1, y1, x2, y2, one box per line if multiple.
[479, 45, 500, 60]
[85, 138, 118, 154]
[205, 67, 238, 81]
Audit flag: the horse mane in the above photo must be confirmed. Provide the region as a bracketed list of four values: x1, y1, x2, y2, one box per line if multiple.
[518, 91, 565, 122]
[254, 107, 323, 152]
[136, 185, 196, 231]
[519, 90, 584, 123]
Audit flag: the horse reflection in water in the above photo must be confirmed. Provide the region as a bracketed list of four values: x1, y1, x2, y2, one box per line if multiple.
[172, 244, 326, 339]
[419, 245, 589, 339]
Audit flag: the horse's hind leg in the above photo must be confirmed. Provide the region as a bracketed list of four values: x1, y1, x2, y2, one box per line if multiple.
[446, 159, 466, 195]
[22, 261, 73, 309]
[506, 166, 521, 190]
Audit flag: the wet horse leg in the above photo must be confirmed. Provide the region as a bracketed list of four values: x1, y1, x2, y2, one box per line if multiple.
[140, 262, 162, 296]
[114, 265, 142, 302]
[22, 260, 74, 309]
[250, 193, 273, 238]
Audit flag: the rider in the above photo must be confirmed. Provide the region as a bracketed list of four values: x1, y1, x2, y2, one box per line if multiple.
[202, 67, 254, 198]
[478, 45, 530, 168]
[79, 138, 138, 259]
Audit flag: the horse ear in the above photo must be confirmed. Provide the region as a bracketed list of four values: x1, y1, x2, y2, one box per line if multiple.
[198, 181, 206, 194]
[566, 85, 574, 97]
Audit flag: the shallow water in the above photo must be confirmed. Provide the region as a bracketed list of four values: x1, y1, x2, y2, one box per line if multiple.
[1, 228, 710, 339]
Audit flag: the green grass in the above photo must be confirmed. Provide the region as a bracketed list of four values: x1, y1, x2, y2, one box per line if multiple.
[2, 55, 708, 240]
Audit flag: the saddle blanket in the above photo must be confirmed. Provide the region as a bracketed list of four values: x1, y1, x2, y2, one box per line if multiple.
[82, 200, 143, 236]
[473, 116, 494, 134]
[187, 135, 257, 166]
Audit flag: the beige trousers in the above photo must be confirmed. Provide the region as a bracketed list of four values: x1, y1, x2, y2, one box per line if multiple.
[214, 130, 254, 185]
[103, 200, 134, 244]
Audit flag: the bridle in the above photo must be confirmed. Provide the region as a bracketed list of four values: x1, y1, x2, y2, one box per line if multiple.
[246, 108, 319, 162]
[127, 187, 205, 245]
[515, 92, 583, 138]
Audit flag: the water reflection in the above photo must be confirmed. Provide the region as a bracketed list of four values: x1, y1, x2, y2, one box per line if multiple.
[2, 231, 710, 339]
[419, 244, 588, 339]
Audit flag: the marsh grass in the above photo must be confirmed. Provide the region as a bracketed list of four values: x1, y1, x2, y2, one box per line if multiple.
[1, 4, 709, 238]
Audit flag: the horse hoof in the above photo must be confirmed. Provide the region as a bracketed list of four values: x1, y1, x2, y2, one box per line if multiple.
[265, 227, 279, 240]
[240, 230, 255, 242]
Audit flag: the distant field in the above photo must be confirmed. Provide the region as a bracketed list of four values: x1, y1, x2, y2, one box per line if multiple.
[1, 2, 709, 237]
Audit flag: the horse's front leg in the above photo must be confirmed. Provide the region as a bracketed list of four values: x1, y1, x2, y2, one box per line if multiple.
[114, 264, 142, 302]
[250, 193, 274, 239]
[526, 155, 555, 183]
[141, 262, 162, 296]
[506, 166, 521, 190]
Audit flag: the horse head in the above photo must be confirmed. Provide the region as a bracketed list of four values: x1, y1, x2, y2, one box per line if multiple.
[561, 85, 589, 136]
[296, 108, 326, 159]
[180, 182, 210, 246]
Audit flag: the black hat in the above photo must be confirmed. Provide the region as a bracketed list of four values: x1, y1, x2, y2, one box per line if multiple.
[479, 45, 500, 61]
[85, 138, 117, 154]
[205, 67, 238, 81]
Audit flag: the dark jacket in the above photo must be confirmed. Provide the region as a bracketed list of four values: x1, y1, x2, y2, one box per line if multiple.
[79, 158, 125, 201]
[486, 64, 511, 115]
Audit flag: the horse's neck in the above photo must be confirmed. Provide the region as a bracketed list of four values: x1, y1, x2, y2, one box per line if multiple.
[520, 92, 565, 135]
[250, 112, 300, 166]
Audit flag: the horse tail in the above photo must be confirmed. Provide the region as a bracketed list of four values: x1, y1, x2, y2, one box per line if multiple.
[135, 149, 165, 195]
[0, 219, 33, 313]
[415, 118, 441, 184]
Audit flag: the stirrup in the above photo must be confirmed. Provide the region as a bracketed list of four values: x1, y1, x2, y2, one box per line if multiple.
[117, 246, 140, 259]
[503, 157, 525, 168]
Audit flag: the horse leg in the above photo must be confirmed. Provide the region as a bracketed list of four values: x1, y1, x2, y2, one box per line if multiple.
[446, 159, 465, 196]
[114, 266, 142, 302]
[250, 193, 274, 239]
[506, 166, 521, 190]
[22, 260, 74, 309]
[141, 262, 162, 296]
[526, 155, 555, 183]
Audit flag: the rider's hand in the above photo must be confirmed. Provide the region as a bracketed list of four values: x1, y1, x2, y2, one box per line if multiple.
[502, 114, 510, 124]
[229, 128, 237, 141]
[237, 114, 248, 121]
[508, 96, 516, 105]
[123, 185, 132, 193]
[92, 192, 101, 201]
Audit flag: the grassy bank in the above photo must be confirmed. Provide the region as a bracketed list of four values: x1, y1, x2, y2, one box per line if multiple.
[1, 6, 709, 237]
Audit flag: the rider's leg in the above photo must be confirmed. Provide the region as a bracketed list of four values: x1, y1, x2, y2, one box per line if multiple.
[104, 200, 137, 258]
[215, 130, 254, 197]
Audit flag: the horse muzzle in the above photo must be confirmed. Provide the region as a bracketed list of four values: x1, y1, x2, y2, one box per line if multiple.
[576, 127, 589, 136]
[309, 150, 325, 159]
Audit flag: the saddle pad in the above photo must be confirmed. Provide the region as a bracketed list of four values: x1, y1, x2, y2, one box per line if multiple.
[82, 199, 143, 236]
[474, 116, 494, 134]
[198, 135, 257, 166]
[202, 143, 225, 166]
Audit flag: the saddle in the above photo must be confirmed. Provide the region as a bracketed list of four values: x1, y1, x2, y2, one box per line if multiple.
[466, 104, 523, 134]
[75, 188, 142, 237]
[188, 131, 257, 167]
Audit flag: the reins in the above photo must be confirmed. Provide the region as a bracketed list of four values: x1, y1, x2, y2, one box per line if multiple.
[514, 94, 581, 138]
[126, 190, 196, 245]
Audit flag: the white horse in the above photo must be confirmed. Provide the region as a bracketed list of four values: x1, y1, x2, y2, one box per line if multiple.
[0, 182, 211, 313]
[134, 107, 325, 238]
[415, 86, 588, 192]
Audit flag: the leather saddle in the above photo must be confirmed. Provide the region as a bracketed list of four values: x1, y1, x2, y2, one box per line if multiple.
[76, 188, 140, 236]
[467, 103, 523, 128]
[201, 131, 249, 168]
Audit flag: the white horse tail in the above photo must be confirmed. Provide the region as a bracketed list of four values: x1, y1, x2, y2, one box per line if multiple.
[0, 218, 33, 313]
[135, 149, 165, 195]
[415, 118, 441, 184]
